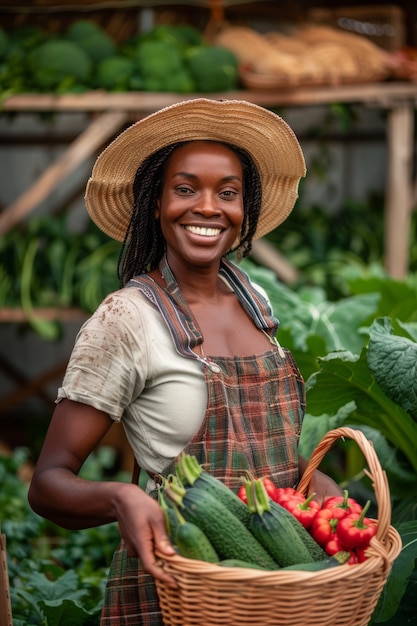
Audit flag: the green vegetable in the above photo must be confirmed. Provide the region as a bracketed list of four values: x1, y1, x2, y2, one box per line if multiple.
[175, 453, 251, 527]
[218, 559, 268, 570]
[186, 45, 238, 92]
[280, 551, 351, 570]
[66, 19, 104, 42]
[245, 478, 318, 567]
[165, 479, 279, 570]
[95, 55, 136, 91]
[174, 504, 220, 563]
[132, 39, 194, 92]
[74, 32, 116, 63]
[27, 39, 92, 89]
[158, 487, 178, 543]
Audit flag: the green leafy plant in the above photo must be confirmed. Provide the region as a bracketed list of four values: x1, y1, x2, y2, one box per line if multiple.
[2, 447, 125, 625]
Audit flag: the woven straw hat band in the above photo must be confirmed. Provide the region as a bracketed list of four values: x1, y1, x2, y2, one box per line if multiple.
[85, 99, 306, 242]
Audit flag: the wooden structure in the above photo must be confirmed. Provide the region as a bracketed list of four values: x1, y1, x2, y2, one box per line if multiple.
[1, 82, 416, 277]
[0, 535, 13, 626]
[0, 82, 416, 415]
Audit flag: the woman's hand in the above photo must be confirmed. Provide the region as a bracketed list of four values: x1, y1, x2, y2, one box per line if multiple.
[307, 468, 343, 507]
[114, 483, 177, 587]
[298, 455, 343, 507]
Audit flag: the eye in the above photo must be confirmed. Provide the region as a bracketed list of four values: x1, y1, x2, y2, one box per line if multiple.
[220, 189, 239, 200]
[176, 185, 193, 195]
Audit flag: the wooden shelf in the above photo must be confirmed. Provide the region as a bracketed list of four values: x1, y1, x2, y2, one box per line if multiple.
[0, 308, 88, 323]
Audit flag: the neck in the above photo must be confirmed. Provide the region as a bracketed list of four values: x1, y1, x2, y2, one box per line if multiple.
[161, 254, 228, 301]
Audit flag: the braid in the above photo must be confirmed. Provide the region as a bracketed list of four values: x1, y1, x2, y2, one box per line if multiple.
[117, 143, 180, 286]
[117, 141, 263, 285]
[227, 144, 262, 258]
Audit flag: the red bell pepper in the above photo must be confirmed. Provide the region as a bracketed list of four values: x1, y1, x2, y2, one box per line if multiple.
[274, 486, 304, 505]
[336, 500, 377, 550]
[238, 477, 276, 504]
[237, 484, 248, 504]
[281, 492, 320, 529]
[325, 535, 358, 564]
[310, 505, 347, 547]
[322, 490, 363, 516]
[262, 477, 278, 501]
[356, 546, 370, 563]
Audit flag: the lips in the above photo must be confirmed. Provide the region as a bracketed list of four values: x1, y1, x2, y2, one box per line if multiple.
[183, 225, 222, 237]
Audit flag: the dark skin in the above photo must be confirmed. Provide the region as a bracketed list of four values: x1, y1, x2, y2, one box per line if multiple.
[29, 142, 341, 587]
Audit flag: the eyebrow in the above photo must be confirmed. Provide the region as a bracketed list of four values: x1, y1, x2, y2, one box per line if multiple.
[172, 172, 242, 182]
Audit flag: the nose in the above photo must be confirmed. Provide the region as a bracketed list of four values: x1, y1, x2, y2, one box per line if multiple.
[193, 191, 220, 216]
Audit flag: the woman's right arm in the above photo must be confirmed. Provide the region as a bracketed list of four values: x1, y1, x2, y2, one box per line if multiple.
[28, 398, 177, 585]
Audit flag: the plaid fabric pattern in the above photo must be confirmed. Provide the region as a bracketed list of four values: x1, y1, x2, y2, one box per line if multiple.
[101, 257, 305, 624]
[101, 540, 162, 626]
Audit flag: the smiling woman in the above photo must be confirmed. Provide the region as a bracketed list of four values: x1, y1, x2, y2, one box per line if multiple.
[28, 98, 342, 626]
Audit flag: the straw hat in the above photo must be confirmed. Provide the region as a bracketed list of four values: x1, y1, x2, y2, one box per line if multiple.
[85, 98, 306, 242]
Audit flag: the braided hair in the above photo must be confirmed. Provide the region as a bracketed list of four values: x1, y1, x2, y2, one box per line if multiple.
[117, 141, 262, 286]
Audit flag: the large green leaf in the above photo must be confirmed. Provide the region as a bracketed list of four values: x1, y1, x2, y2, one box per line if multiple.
[370, 520, 417, 623]
[367, 318, 417, 418]
[242, 259, 378, 354]
[38, 598, 101, 626]
[306, 349, 417, 472]
[349, 275, 417, 324]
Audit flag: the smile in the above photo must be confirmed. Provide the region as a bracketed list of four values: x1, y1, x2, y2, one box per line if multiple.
[184, 225, 222, 237]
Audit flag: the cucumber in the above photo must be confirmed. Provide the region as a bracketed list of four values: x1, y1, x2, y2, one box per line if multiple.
[281, 551, 351, 570]
[174, 505, 220, 563]
[176, 453, 251, 527]
[219, 559, 269, 570]
[165, 480, 280, 570]
[158, 486, 178, 543]
[269, 499, 327, 562]
[246, 478, 317, 568]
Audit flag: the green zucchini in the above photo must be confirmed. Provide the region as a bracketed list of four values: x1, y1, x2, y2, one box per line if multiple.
[245, 478, 317, 568]
[165, 479, 280, 570]
[175, 453, 251, 527]
[174, 504, 220, 563]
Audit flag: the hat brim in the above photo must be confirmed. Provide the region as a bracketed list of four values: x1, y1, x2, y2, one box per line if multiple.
[85, 98, 306, 242]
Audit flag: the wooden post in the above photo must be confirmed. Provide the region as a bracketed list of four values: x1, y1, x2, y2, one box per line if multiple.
[0, 534, 13, 626]
[384, 101, 414, 278]
[0, 110, 128, 236]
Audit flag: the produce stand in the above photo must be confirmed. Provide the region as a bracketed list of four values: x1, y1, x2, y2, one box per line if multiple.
[0, 81, 416, 413]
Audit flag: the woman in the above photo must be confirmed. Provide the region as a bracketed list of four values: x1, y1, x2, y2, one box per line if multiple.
[28, 98, 341, 625]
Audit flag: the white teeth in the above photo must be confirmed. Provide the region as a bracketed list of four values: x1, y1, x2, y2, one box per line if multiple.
[185, 225, 221, 236]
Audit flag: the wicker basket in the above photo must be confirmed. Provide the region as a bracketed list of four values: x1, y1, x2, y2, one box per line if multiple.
[155, 427, 402, 626]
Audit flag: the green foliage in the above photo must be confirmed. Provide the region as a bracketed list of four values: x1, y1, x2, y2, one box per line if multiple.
[1, 447, 124, 625]
[0, 215, 120, 339]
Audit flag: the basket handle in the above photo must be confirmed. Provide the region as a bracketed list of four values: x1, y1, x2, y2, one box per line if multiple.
[296, 426, 391, 542]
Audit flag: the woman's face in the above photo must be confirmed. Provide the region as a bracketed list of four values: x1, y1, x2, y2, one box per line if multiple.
[156, 141, 244, 269]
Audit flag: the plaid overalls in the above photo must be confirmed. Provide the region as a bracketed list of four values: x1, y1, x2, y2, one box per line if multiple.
[101, 257, 305, 625]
